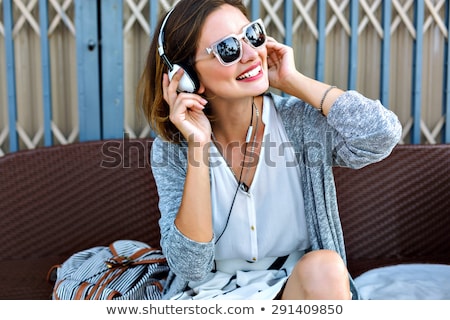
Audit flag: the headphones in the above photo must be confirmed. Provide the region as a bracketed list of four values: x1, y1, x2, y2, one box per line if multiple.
[157, 8, 200, 93]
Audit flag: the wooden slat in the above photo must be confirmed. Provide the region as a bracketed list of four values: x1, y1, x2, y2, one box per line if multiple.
[101, 0, 124, 139]
[411, 0, 424, 144]
[149, 0, 158, 37]
[348, 0, 359, 90]
[284, 0, 293, 45]
[3, 0, 18, 152]
[316, 0, 326, 81]
[39, 0, 53, 146]
[380, 0, 392, 108]
[75, 0, 101, 141]
[444, 0, 450, 143]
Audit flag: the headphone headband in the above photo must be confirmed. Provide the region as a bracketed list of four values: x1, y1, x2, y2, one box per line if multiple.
[157, 8, 175, 71]
[156, 7, 199, 93]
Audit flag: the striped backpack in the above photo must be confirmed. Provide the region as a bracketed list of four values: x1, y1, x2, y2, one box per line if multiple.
[49, 240, 169, 300]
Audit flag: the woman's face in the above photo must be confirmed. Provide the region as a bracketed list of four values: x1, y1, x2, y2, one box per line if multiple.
[195, 4, 269, 99]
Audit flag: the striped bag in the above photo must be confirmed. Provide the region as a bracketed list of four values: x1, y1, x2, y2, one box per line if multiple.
[49, 240, 169, 300]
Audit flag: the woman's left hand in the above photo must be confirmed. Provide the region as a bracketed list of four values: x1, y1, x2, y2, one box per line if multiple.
[265, 36, 343, 112]
[265, 36, 299, 91]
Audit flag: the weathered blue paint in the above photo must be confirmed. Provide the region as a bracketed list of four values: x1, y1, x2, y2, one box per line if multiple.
[443, 0, 450, 143]
[75, 0, 101, 141]
[39, 0, 53, 146]
[3, 0, 18, 152]
[284, 0, 293, 47]
[316, 0, 326, 82]
[101, 0, 124, 139]
[411, 0, 424, 144]
[348, 0, 359, 90]
[380, 0, 392, 109]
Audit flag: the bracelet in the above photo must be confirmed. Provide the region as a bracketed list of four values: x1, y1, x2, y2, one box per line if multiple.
[319, 85, 337, 116]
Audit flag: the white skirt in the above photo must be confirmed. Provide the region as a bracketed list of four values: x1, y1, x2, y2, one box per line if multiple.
[170, 251, 304, 300]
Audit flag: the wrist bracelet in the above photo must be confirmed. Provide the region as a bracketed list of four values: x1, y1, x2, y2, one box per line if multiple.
[319, 85, 337, 116]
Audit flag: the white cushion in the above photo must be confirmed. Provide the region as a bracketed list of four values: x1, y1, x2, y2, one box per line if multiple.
[354, 264, 450, 300]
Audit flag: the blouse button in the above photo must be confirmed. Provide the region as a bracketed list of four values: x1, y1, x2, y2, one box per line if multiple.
[250, 225, 255, 231]
[252, 257, 256, 261]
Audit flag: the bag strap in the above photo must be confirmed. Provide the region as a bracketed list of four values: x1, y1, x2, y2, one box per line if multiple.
[86, 267, 127, 300]
[85, 245, 167, 300]
[108, 242, 166, 268]
[109, 242, 164, 259]
[105, 254, 166, 269]
[75, 282, 91, 300]
[131, 257, 167, 266]
[52, 242, 168, 300]
[47, 264, 60, 284]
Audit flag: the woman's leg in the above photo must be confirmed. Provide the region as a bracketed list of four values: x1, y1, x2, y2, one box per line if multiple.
[280, 249, 351, 300]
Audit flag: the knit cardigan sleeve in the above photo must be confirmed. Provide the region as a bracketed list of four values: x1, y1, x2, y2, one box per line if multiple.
[150, 137, 215, 284]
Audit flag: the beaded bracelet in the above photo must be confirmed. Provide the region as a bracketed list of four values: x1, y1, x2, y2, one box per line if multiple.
[319, 85, 337, 116]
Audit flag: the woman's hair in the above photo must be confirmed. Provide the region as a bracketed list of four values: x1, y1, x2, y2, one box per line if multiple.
[136, 0, 248, 143]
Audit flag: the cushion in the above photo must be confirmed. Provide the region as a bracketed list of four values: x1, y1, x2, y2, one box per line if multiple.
[354, 264, 450, 300]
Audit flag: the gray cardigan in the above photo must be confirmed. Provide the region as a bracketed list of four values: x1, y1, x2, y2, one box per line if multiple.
[150, 90, 402, 299]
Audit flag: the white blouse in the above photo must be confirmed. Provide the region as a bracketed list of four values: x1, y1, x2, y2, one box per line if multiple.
[210, 96, 310, 263]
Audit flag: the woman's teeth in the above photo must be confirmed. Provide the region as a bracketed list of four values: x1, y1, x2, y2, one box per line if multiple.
[237, 66, 261, 80]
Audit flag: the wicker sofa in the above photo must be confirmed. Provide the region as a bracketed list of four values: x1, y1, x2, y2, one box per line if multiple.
[0, 139, 449, 299]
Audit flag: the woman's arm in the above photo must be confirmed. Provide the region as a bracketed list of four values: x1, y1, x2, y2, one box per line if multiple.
[151, 138, 215, 282]
[266, 37, 402, 168]
[150, 70, 216, 282]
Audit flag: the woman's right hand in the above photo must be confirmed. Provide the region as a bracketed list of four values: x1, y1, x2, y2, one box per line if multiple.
[162, 69, 211, 145]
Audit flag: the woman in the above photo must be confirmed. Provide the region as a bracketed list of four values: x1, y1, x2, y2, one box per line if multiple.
[137, 0, 401, 300]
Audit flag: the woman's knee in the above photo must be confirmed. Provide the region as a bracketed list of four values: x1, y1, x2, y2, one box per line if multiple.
[296, 250, 348, 284]
[300, 250, 348, 275]
[282, 249, 350, 299]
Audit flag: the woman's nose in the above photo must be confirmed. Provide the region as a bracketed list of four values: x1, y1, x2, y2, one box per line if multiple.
[240, 39, 259, 63]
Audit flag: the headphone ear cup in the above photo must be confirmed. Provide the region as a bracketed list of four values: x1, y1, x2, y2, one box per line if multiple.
[168, 64, 200, 93]
[180, 64, 200, 93]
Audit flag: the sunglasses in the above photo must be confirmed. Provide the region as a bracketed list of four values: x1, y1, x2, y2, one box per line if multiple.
[205, 19, 266, 66]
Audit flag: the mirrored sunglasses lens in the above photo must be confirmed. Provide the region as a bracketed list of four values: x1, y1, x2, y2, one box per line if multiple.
[216, 37, 241, 64]
[246, 22, 265, 47]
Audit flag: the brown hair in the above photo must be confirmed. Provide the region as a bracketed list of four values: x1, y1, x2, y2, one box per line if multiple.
[136, 0, 248, 143]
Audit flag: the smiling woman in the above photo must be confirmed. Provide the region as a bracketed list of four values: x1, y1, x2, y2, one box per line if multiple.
[135, 0, 402, 300]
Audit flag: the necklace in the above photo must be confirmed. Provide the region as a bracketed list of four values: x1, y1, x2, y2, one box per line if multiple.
[213, 97, 259, 244]
[240, 102, 259, 190]
[211, 98, 259, 188]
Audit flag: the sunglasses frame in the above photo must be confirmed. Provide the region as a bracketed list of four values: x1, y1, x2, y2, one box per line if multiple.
[205, 19, 266, 66]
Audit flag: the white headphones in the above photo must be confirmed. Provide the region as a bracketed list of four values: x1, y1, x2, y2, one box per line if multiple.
[157, 8, 200, 93]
